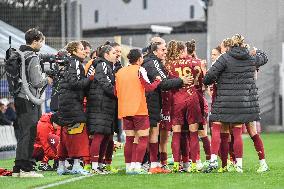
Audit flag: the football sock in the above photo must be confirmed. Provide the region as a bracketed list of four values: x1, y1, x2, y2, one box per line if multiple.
[233, 127, 243, 158]
[251, 134, 265, 160]
[211, 123, 221, 155]
[172, 132, 181, 162]
[124, 136, 134, 163]
[220, 133, 230, 168]
[190, 131, 199, 163]
[201, 136, 211, 160]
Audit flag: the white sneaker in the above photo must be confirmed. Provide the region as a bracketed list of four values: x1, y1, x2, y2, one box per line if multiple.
[196, 161, 203, 171]
[227, 160, 235, 172]
[57, 167, 71, 175]
[19, 170, 44, 178]
[203, 160, 218, 173]
[234, 165, 243, 173]
[91, 167, 109, 175]
[257, 163, 269, 173]
[12, 172, 20, 177]
[202, 160, 210, 169]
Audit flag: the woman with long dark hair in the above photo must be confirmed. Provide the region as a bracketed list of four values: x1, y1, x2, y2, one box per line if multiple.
[86, 45, 117, 174]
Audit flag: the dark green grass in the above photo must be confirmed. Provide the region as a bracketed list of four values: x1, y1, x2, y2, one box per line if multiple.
[0, 133, 283, 189]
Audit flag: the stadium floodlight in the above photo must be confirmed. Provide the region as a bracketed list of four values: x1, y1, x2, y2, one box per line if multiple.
[150, 25, 173, 34]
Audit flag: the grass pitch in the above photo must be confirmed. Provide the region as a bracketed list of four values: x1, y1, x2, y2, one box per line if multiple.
[0, 133, 283, 189]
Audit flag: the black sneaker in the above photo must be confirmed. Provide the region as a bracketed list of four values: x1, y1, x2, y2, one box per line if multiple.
[12, 166, 20, 177]
[53, 160, 59, 170]
[38, 163, 54, 171]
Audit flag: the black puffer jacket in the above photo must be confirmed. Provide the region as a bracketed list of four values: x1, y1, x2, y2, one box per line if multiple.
[142, 54, 183, 126]
[113, 61, 123, 134]
[87, 57, 116, 135]
[203, 46, 268, 123]
[58, 56, 91, 126]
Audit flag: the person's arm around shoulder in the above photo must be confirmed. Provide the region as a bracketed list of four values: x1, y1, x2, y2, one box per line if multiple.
[139, 66, 161, 92]
[143, 59, 187, 90]
[250, 47, 268, 68]
[203, 54, 227, 86]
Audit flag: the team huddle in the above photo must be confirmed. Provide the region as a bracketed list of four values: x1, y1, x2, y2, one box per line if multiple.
[32, 33, 269, 176]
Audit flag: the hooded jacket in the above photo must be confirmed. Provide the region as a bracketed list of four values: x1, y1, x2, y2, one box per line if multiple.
[34, 113, 60, 162]
[58, 56, 91, 126]
[203, 46, 268, 123]
[86, 57, 116, 135]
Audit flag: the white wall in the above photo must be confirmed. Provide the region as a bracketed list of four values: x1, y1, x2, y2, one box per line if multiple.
[207, 0, 284, 124]
[208, 0, 284, 68]
[80, 0, 205, 30]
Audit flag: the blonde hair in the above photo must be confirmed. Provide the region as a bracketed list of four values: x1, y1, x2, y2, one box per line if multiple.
[222, 38, 234, 48]
[66, 41, 82, 56]
[231, 34, 245, 47]
[166, 40, 185, 61]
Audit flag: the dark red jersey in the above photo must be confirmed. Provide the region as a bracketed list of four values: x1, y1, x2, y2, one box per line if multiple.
[186, 56, 205, 93]
[167, 58, 193, 82]
[166, 58, 196, 103]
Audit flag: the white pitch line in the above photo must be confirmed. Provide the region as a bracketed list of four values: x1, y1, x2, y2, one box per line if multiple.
[34, 174, 94, 189]
[35, 152, 124, 189]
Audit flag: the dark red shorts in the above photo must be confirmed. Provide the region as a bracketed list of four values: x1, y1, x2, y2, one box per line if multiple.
[172, 91, 203, 126]
[160, 91, 173, 131]
[123, 115, 150, 131]
[160, 111, 172, 131]
[58, 125, 90, 159]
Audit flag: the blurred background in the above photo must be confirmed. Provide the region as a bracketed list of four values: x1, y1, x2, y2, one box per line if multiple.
[0, 0, 284, 131]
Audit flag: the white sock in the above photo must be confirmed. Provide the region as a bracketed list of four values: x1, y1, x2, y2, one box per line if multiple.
[236, 158, 242, 168]
[130, 162, 136, 169]
[135, 162, 141, 170]
[196, 159, 202, 164]
[92, 162, 99, 170]
[98, 163, 103, 169]
[157, 162, 162, 167]
[126, 163, 131, 170]
[259, 159, 266, 165]
[150, 162, 157, 168]
[73, 159, 80, 168]
[58, 160, 65, 169]
[65, 160, 71, 167]
[211, 154, 218, 162]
